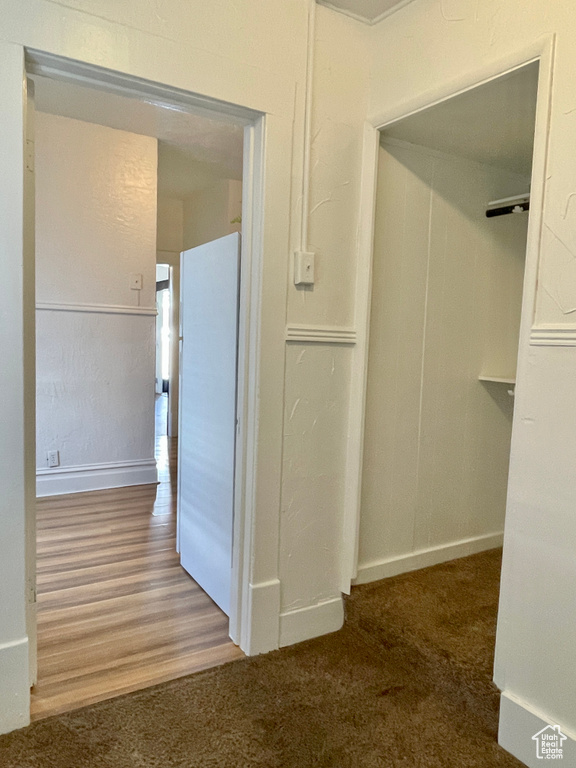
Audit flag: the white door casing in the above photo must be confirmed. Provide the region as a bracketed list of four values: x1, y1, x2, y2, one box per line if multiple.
[25, 77, 37, 688]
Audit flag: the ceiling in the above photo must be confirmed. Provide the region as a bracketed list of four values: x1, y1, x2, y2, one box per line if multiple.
[382, 62, 539, 177]
[32, 75, 244, 199]
[316, 0, 415, 24]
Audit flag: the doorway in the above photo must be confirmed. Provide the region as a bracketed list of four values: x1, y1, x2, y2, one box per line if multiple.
[354, 60, 542, 584]
[156, 263, 170, 399]
[27, 55, 260, 718]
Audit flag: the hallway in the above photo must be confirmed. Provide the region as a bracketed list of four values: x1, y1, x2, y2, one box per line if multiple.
[31, 395, 242, 720]
[2, 549, 521, 768]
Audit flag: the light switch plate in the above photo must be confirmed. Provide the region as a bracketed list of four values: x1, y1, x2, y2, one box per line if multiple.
[294, 251, 315, 286]
[129, 273, 143, 290]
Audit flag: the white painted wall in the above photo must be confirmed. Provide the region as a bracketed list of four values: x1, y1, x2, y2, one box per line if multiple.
[358, 138, 528, 583]
[35, 112, 158, 494]
[366, 0, 576, 760]
[291, 6, 370, 329]
[0, 44, 32, 733]
[157, 197, 183, 254]
[1, 0, 367, 733]
[279, 343, 351, 644]
[277, 6, 370, 639]
[182, 179, 242, 250]
[4, 2, 573, 758]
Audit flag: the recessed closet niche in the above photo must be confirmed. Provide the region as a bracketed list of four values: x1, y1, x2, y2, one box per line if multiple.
[357, 62, 540, 582]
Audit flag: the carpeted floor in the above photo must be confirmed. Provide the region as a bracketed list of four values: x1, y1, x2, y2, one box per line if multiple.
[0, 549, 523, 767]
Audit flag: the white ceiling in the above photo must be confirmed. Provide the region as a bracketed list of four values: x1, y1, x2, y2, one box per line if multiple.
[316, 0, 415, 24]
[32, 75, 244, 199]
[382, 62, 539, 177]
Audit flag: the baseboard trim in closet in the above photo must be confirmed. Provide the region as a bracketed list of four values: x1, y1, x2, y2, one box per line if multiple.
[353, 532, 504, 585]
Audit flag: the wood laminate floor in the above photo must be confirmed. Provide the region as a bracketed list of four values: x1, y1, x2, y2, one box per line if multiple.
[31, 395, 243, 721]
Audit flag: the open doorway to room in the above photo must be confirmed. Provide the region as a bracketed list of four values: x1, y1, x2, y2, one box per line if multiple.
[354, 62, 541, 590]
[156, 263, 171, 397]
[30, 68, 249, 720]
[154, 263, 171, 504]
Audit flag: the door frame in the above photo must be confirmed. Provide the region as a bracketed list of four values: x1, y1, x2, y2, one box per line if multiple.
[25, 50, 266, 652]
[341, 35, 556, 591]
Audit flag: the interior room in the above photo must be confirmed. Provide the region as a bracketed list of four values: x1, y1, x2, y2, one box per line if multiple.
[2, 1, 576, 766]
[358, 62, 539, 584]
[31, 74, 244, 718]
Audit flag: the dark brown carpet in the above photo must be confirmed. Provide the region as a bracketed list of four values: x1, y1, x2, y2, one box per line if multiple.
[0, 549, 524, 767]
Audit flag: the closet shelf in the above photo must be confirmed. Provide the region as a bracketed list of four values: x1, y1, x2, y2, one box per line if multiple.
[478, 375, 516, 385]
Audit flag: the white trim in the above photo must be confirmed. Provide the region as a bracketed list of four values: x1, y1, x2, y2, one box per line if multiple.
[353, 532, 504, 585]
[20, 52, 276, 670]
[36, 458, 158, 496]
[530, 326, 576, 346]
[241, 579, 281, 655]
[499, 691, 576, 768]
[279, 596, 344, 648]
[285, 324, 356, 344]
[341, 122, 379, 593]
[0, 637, 29, 733]
[36, 301, 157, 316]
[231, 116, 273, 654]
[369, 47, 550, 130]
[26, 50, 256, 125]
[344, 38, 556, 599]
[316, 0, 416, 26]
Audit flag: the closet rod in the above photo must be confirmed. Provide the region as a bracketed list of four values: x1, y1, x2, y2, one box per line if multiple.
[486, 193, 530, 218]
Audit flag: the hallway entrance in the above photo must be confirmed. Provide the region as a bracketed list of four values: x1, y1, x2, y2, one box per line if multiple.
[31, 394, 242, 720]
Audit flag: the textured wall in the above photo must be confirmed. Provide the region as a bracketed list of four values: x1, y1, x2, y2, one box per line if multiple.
[274, 7, 370, 641]
[367, 0, 576, 752]
[0, 0, 314, 732]
[157, 197, 183, 254]
[182, 179, 242, 250]
[35, 113, 157, 489]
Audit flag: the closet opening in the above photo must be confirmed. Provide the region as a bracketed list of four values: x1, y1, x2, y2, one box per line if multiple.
[355, 60, 540, 586]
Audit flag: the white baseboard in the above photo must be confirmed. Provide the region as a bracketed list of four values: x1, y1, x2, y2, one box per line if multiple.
[36, 458, 158, 497]
[242, 579, 281, 656]
[354, 532, 504, 585]
[0, 637, 30, 735]
[279, 596, 344, 648]
[499, 691, 576, 767]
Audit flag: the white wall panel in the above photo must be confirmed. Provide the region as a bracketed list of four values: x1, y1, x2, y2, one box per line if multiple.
[0, 43, 31, 733]
[182, 180, 241, 251]
[359, 140, 528, 572]
[0, 0, 314, 732]
[288, 7, 370, 329]
[36, 310, 155, 468]
[157, 197, 183, 254]
[280, 343, 351, 619]
[367, 2, 576, 752]
[35, 113, 157, 308]
[35, 113, 157, 484]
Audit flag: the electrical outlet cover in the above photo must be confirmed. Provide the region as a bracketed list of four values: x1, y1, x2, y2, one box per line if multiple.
[294, 251, 315, 285]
